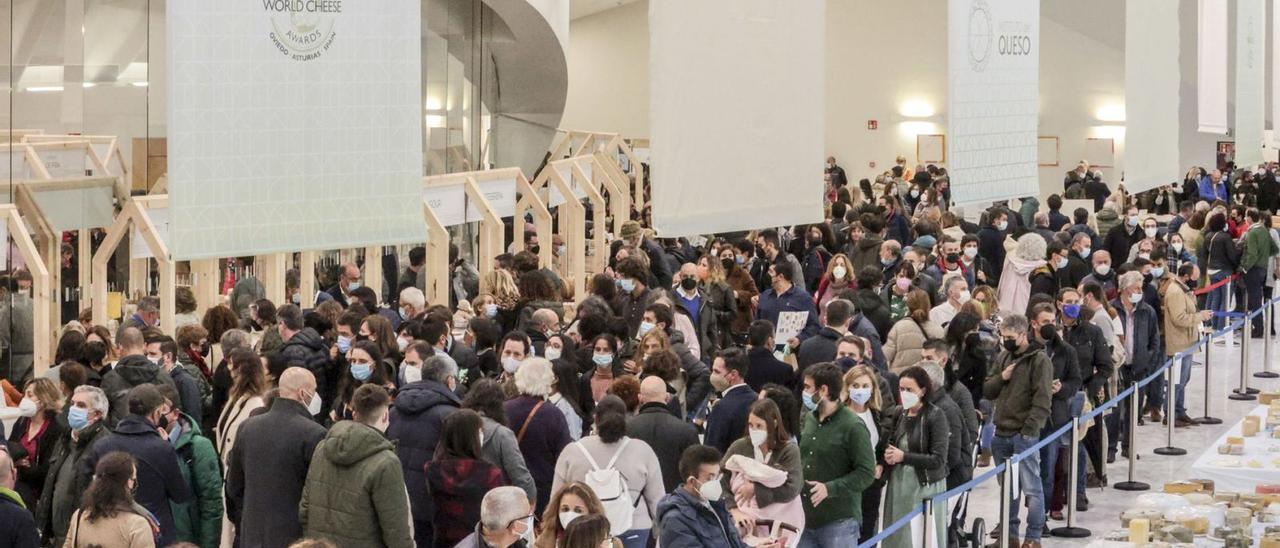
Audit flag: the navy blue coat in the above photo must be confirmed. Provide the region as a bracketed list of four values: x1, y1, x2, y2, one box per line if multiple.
[703, 385, 758, 454]
[656, 487, 748, 548]
[0, 488, 37, 548]
[80, 415, 192, 547]
[755, 285, 820, 343]
[1112, 299, 1161, 379]
[386, 380, 462, 547]
[745, 347, 796, 393]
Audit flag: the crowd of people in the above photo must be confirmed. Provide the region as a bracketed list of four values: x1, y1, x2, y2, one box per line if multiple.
[0, 155, 1276, 548]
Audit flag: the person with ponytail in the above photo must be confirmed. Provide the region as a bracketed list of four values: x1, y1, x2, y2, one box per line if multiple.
[883, 289, 944, 374]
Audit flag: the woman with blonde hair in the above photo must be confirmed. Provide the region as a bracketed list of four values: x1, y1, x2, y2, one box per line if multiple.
[695, 254, 736, 353]
[883, 289, 945, 374]
[483, 268, 521, 332]
[8, 377, 66, 507]
[843, 364, 893, 544]
[535, 482, 607, 548]
[814, 253, 856, 321]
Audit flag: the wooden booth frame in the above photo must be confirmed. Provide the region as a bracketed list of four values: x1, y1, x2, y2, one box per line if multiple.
[419, 168, 552, 306]
[21, 134, 129, 180]
[92, 195, 176, 334]
[548, 130, 646, 219]
[0, 204, 52, 372]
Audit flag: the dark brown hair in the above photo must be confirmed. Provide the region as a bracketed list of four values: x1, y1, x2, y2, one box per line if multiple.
[561, 513, 613, 548]
[81, 451, 136, 523]
[748, 398, 790, 450]
[435, 409, 484, 460]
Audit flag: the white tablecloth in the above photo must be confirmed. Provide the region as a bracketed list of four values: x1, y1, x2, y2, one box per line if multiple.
[1188, 404, 1280, 493]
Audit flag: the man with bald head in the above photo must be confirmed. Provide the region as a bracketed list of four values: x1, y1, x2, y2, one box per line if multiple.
[627, 376, 700, 491]
[0, 449, 38, 546]
[1080, 250, 1117, 301]
[325, 262, 362, 308]
[524, 308, 561, 358]
[227, 367, 327, 548]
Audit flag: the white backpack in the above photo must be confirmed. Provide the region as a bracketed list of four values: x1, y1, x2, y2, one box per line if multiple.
[577, 438, 636, 535]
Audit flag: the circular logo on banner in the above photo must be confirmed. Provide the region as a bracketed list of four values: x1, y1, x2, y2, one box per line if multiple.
[967, 0, 994, 72]
[263, 0, 342, 61]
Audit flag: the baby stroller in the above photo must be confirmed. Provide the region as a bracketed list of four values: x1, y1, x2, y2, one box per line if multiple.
[952, 443, 986, 548]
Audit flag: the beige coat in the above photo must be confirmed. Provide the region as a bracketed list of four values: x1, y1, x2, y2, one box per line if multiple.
[1179, 222, 1204, 258]
[64, 509, 156, 548]
[1160, 277, 1201, 354]
[884, 317, 945, 374]
[216, 394, 265, 548]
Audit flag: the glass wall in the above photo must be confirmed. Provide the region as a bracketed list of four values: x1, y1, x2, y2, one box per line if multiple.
[0, 0, 555, 384]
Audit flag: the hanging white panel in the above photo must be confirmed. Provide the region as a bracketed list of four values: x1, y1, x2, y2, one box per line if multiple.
[1198, 0, 1228, 134]
[1236, 0, 1266, 166]
[1125, 0, 1181, 193]
[649, 0, 824, 236]
[947, 0, 1040, 206]
[1274, 0, 1280, 141]
[168, 0, 425, 259]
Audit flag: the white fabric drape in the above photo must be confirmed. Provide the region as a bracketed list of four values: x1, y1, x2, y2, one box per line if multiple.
[649, 0, 825, 237]
[1198, 0, 1228, 134]
[1124, 0, 1181, 193]
[1236, 0, 1266, 167]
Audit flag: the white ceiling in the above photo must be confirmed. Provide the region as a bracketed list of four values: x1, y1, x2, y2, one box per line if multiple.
[570, 0, 639, 20]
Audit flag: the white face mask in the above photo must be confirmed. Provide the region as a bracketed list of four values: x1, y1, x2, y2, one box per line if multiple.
[517, 516, 535, 542]
[900, 390, 921, 409]
[402, 363, 422, 384]
[559, 511, 582, 527]
[1144, 228, 1158, 239]
[16, 397, 37, 418]
[1095, 264, 1111, 276]
[397, 336, 411, 352]
[544, 346, 563, 361]
[307, 392, 322, 416]
[963, 247, 978, 259]
[957, 290, 972, 304]
[502, 357, 522, 374]
[1172, 243, 1184, 253]
[749, 428, 768, 448]
[697, 476, 723, 502]
[832, 265, 847, 280]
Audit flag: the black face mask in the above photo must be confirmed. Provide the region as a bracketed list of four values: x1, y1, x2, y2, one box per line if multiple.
[680, 278, 698, 291]
[1185, 278, 1199, 289]
[1003, 337, 1020, 353]
[721, 257, 734, 271]
[1039, 324, 1057, 342]
[530, 244, 541, 255]
[808, 235, 822, 246]
[945, 253, 961, 264]
[157, 413, 170, 430]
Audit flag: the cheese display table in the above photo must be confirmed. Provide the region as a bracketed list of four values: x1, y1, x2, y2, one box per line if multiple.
[1190, 405, 1280, 493]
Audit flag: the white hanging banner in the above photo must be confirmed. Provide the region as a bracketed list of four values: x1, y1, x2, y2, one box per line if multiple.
[947, 0, 1039, 206]
[1198, 0, 1228, 134]
[471, 178, 518, 220]
[1124, 0, 1181, 193]
[649, 0, 824, 236]
[1236, 0, 1266, 167]
[1274, 0, 1280, 142]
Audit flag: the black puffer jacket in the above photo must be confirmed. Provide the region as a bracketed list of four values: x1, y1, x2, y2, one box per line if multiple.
[1062, 319, 1113, 403]
[101, 355, 177, 425]
[279, 328, 332, 402]
[386, 380, 462, 547]
[853, 289, 892, 342]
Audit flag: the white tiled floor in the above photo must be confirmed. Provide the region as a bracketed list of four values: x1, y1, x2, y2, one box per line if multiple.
[957, 333, 1279, 547]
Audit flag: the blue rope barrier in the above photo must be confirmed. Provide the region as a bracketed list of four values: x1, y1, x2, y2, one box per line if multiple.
[856, 503, 925, 548]
[1213, 311, 1246, 318]
[855, 297, 1280, 541]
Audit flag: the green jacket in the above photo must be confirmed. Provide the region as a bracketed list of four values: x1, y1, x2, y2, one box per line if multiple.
[1240, 224, 1279, 271]
[983, 341, 1054, 437]
[169, 413, 223, 548]
[798, 406, 875, 528]
[300, 421, 413, 548]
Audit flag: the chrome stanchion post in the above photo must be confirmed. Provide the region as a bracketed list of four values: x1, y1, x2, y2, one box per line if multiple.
[1231, 319, 1259, 400]
[1113, 388, 1150, 491]
[1197, 337, 1223, 424]
[1258, 301, 1278, 378]
[1050, 416, 1091, 537]
[999, 464, 1012, 548]
[922, 499, 933, 548]
[1155, 356, 1186, 455]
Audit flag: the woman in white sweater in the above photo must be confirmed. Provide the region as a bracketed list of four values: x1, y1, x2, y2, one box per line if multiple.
[552, 395, 664, 548]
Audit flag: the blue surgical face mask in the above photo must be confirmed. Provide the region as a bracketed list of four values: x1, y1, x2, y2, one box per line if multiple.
[336, 335, 352, 353]
[735, 255, 746, 265]
[618, 278, 636, 293]
[350, 362, 373, 381]
[848, 387, 873, 406]
[1129, 292, 1143, 304]
[638, 321, 656, 337]
[880, 257, 896, 267]
[398, 306, 408, 320]
[1055, 257, 1068, 270]
[292, 292, 302, 305]
[484, 303, 499, 318]
[802, 390, 819, 411]
[168, 423, 183, 445]
[1150, 267, 1165, 278]
[1062, 303, 1082, 320]
[67, 406, 90, 431]
[593, 353, 614, 367]
[347, 281, 362, 291]
[1078, 248, 1091, 259]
